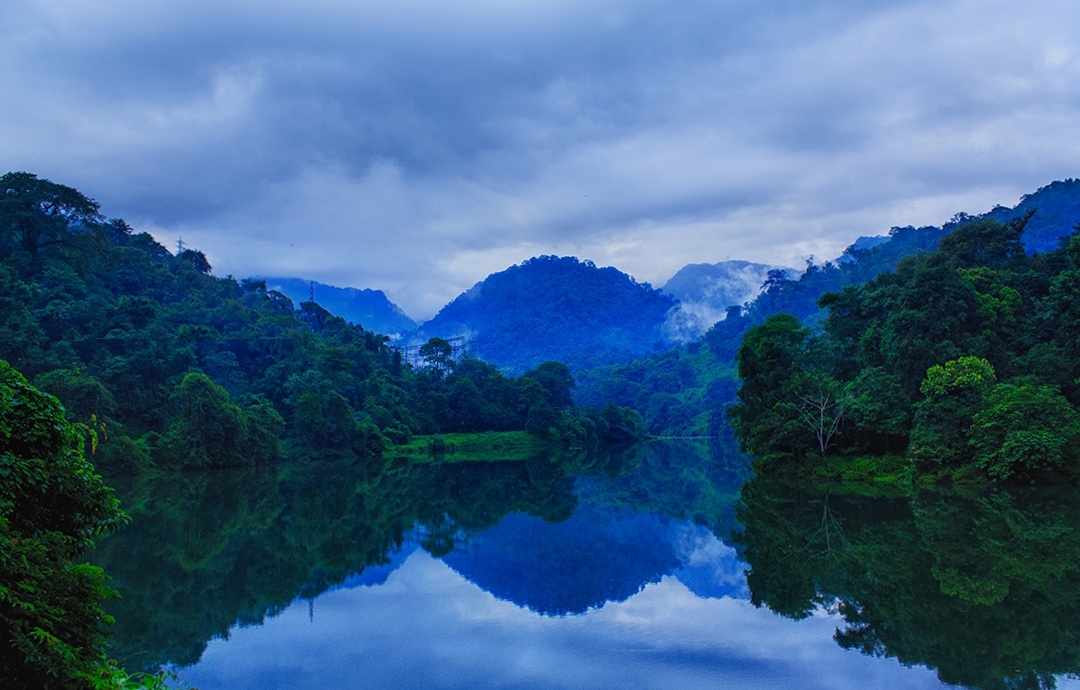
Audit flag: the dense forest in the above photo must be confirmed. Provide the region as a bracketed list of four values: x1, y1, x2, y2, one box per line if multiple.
[0, 172, 643, 475]
[577, 179, 1080, 440]
[573, 220, 958, 437]
[730, 214, 1080, 482]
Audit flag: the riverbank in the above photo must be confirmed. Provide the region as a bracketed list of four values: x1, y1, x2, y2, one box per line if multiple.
[391, 431, 550, 462]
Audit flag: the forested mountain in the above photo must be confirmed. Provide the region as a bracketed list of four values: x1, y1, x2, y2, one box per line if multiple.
[0, 172, 643, 474]
[731, 216, 1080, 481]
[413, 255, 677, 373]
[984, 178, 1080, 252]
[578, 178, 1080, 438]
[661, 259, 785, 342]
[258, 276, 417, 337]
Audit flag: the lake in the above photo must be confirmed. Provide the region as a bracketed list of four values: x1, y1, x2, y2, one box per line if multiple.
[89, 438, 1080, 689]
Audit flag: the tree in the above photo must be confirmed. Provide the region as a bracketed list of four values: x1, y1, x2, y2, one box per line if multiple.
[792, 375, 849, 458]
[419, 337, 455, 376]
[160, 372, 247, 468]
[729, 314, 816, 460]
[523, 361, 575, 409]
[909, 356, 996, 468]
[0, 360, 126, 687]
[969, 382, 1080, 481]
[0, 172, 102, 257]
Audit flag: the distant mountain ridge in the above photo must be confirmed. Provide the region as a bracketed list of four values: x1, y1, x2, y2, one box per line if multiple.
[983, 178, 1080, 252]
[411, 255, 677, 373]
[257, 276, 417, 337]
[261, 178, 1080, 375]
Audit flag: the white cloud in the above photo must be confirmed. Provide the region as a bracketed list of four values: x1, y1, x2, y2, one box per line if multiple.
[2, 0, 1079, 319]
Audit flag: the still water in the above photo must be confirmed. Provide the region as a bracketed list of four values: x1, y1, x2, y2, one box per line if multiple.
[89, 439, 1080, 689]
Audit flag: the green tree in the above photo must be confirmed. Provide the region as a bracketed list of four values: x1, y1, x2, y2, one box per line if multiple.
[160, 372, 247, 468]
[0, 360, 126, 687]
[419, 337, 455, 376]
[970, 382, 1080, 481]
[729, 314, 816, 461]
[909, 356, 996, 468]
[0, 172, 103, 257]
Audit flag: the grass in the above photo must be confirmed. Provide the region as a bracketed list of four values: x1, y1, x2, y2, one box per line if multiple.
[391, 431, 550, 463]
[757, 453, 911, 484]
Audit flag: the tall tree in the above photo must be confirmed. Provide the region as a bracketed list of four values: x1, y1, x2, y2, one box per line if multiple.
[0, 172, 102, 257]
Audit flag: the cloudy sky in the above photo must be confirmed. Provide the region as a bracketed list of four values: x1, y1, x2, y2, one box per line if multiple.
[3, 0, 1079, 319]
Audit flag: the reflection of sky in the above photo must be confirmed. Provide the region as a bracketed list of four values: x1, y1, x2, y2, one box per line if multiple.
[177, 550, 949, 690]
[669, 522, 750, 601]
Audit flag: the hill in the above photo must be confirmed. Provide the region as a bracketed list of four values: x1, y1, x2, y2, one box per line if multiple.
[577, 177, 1080, 437]
[413, 255, 678, 373]
[0, 172, 641, 473]
[984, 178, 1080, 253]
[257, 276, 417, 337]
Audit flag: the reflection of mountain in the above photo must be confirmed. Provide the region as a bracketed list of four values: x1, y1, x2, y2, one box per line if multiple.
[441, 502, 748, 616]
[332, 543, 419, 590]
[90, 440, 748, 672]
[442, 504, 679, 615]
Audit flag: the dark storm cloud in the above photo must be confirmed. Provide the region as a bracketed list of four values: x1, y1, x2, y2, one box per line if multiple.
[3, 0, 1079, 318]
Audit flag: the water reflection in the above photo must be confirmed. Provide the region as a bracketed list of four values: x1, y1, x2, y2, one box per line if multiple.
[736, 475, 1080, 689]
[88, 439, 1080, 689]
[179, 551, 944, 690]
[92, 444, 648, 670]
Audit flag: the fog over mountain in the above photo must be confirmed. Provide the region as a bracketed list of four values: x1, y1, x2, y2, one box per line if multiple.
[661, 260, 791, 342]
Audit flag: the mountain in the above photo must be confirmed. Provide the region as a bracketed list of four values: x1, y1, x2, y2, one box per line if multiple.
[413, 255, 677, 373]
[578, 178, 1080, 438]
[257, 277, 417, 337]
[441, 504, 681, 616]
[983, 178, 1080, 253]
[661, 260, 790, 342]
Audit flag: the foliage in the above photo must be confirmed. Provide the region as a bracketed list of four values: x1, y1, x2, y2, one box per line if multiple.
[730, 211, 1080, 482]
[736, 476, 1080, 688]
[0, 360, 127, 688]
[969, 382, 1080, 481]
[909, 356, 996, 468]
[0, 173, 643, 473]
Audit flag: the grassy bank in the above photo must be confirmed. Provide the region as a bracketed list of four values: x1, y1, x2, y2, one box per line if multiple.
[392, 431, 550, 462]
[754, 453, 1007, 486]
[756, 454, 911, 484]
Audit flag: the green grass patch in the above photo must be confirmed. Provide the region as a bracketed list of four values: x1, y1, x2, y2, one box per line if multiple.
[757, 453, 912, 484]
[392, 431, 549, 463]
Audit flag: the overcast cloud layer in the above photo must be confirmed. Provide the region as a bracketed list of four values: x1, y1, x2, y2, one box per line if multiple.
[4, 0, 1079, 318]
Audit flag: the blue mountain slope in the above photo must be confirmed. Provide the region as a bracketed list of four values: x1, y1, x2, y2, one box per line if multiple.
[413, 256, 677, 373]
[257, 276, 417, 337]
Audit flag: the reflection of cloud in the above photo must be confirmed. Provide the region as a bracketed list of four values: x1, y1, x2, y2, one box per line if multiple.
[670, 523, 750, 600]
[178, 550, 948, 689]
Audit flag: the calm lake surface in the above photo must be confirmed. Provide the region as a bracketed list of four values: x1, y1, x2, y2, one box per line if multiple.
[89, 439, 1080, 689]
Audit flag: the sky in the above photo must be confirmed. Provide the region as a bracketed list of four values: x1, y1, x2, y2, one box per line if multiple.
[3, 0, 1079, 320]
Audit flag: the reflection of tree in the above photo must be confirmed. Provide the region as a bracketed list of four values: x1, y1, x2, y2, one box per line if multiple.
[90, 446, 634, 671]
[586, 436, 751, 543]
[736, 475, 1080, 689]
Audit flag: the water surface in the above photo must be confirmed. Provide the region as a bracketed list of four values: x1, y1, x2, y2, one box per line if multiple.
[90, 439, 1080, 689]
